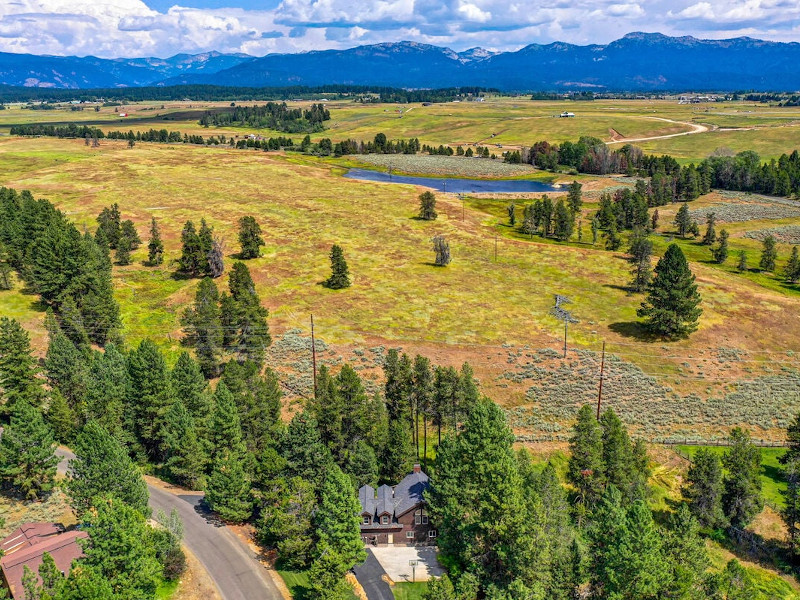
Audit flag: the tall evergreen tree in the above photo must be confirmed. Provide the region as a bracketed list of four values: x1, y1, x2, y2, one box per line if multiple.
[81, 496, 162, 600]
[381, 419, 415, 483]
[674, 203, 692, 238]
[96, 204, 121, 249]
[412, 355, 435, 465]
[220, 360, 281, 455]
[722, 428, 764, 528]
[784, 246, 800, 284]
[418, 191, 438, 220]
[281, 412, 332, 491]
[0, 317, 44, 414]
[637, 243, 702, 338]
[325, 245, 351, 289]
[0, 401, 58, 500]
[663, 504, 711, 600]
[567, 180, 583, 214]
[0, 242, 13, 290]
[604, 220, 621, 251]
[600, 409, 637, 500]
[433, 235, 451, 266]
[258, 476, 317, 568]
[702, 212, 717, 245]
[628, 227, 653, 292]
[208, 381, 244, 459]
[507, 202, 516, 227]
[224, 262, 272, 366]
[120, 220, 141, 250]
[67, 420, 149, 518]
[238, 216, 265, 259]
[170, 352, 210, 424]
[147, 216, 164, 266]
[84, 344, 128, 441]
[44, 323, 87, 411]
[197, 219, 214, 277]
[684, 448, 726, 529]
[127, 339, 174, 460]
[162, 400, 206, 489]
[737, 249, 748, 272]
[712, 229, 729, 264]
[568, 404, 605, 507]
[759, 235, 778, 272]
[205, 446, 252, 522]
[181, 277, 224, 377]
[553, 199, 574, 241]
[178, 220, 202, 276]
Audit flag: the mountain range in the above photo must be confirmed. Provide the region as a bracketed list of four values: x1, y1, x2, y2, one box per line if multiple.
[3, 33, 800, 91]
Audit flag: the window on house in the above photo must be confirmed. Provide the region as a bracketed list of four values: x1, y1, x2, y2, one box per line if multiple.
[428, 530, 437, 538]
[381, 515, 389, 524]
[422, 515, 428, 524]
[415, 514, 421, 525]
[406, 531, 414, 538]
[362, 516, 370, 525]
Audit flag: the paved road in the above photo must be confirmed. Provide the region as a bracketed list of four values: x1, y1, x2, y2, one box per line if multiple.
[56, 448, 281, 600]
[353, 549, 394, 600]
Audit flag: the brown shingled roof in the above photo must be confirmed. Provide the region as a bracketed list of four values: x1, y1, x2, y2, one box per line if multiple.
[1, 528, 87, 599]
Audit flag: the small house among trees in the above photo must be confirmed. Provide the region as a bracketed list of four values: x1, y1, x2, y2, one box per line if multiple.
[358, 465, 434, 546]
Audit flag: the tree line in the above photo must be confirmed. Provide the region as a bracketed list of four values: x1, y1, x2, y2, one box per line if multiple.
[530, 137, 800, 199]
[199, 102, 331, 133]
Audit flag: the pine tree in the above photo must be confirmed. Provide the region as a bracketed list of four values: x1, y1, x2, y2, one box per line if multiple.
[208, 381, 244, 459]
[84, 343, 128, 441]
[600, 409, 637, 500]
[325, 245, 351, 289]
[128, 339, 175, 460]
[702, 212, 717, 245]
[47, 390, 76, 444]
[120, 220, 141, 249]
[198, 219, 214, 277]
[759, 235, 778, 272]
[0, 401, 58, 500]
[591, 218, 599, 245]
[782, 457, 800, 557]
[628, 228, 653, 292]
[712, 229, 729, 264]
[39, 551, 65, 598]
[181, 277, 224, 377]
[206, 447, 252, 522]
[313, 463, 366, 574]
[281, 412, 332, 491]
[81, 496, 162, 598]
[784, 246, 800, 284]
[413, 355, 435, 465]
[225, 262, 271, 366]
[737, 249, 748, 272]
[423, 574, 456, 600]
[651, 209, 659, 231]
[567, 181, 583, 213]
[44, 323, 87, 410]
[418, 191, 437, 220]
[553, 199, 574, 241]
[662, 504, 710, 599]
[674, 203, 692, 238]
[170, 352, 211, 424]
[604, 220, 621, 251]
[346, 440, 378, 488]
[238, 216, 265, 259]
[147, 216, 164, 266]
[162, 400, 206, 489]
[507, 202, 516, 227]
[381, 419, 415, 483]
[207, 238, 224, 278]
[637, 243, 702, 338]
[568, 405, 605, 507]
[722, 428, 763, 528]
[0, 242, 13, 290]
[433, 235, 451, 266]
[96, 204, 121, 249]
[220, 361, 281, 455]
[684, 448, 726, 528]
[58, 565, 114, 600]
[178, 221, 202, 276]
[0, 317, 44, 414]
[67, 420, 149, 518]
[258, 476, 317, 568]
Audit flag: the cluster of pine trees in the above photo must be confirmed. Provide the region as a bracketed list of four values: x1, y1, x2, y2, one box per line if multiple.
[0, 317, 185, 600]
[0, 188, 120, 345]
[530, 137, 800, 199]
[426, 401, 772, 600]
[199, 102, 331, 133]
[518, 181, 583, 242]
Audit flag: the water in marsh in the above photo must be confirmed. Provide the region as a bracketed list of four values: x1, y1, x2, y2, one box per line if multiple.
[344, 168, 560, 194]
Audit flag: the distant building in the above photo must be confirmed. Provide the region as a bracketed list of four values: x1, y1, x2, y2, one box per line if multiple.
[118, 112, 128, 117]
[358, 465, 435, 545]
[1, 523, 87, 599]
[560, 111, 576, 118]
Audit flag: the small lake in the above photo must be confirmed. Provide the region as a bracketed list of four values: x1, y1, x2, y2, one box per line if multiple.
[344, 168, 559, 194]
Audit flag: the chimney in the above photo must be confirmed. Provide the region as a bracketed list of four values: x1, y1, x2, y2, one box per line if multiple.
[412, 463, 421, 474]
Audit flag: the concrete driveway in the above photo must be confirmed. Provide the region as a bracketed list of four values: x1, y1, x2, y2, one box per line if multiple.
[353, 549, 394, 600]
[369, 546, 443, 582]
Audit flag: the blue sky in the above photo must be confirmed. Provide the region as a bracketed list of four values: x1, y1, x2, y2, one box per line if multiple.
[0, 0, 798, 58]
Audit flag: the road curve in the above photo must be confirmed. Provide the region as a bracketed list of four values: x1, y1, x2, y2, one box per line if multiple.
[56, 448, 281, 600]
[606, 117, 709, 144]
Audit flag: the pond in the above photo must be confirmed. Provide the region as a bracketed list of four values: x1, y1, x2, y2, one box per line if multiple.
[344, 168, 560, 194]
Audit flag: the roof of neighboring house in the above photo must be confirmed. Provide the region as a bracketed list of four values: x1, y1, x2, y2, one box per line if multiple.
[0, 527, 87, 600]
[394, 470, 429, 517]
[357, 467, 430, 521]
[0, 523, 61, 556]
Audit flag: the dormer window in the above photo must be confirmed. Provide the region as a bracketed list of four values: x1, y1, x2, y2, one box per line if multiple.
[362, 516, 371, 525]
[381, 515, 389, 524]
[414, 509, 428, 525]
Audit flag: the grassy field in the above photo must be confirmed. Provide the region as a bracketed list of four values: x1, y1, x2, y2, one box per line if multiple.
[278, 569, 358, 600]
[2, 134, 800, 439]
[3, 97, 800, 162]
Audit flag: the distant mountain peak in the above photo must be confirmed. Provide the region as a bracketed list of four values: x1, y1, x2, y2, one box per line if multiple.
[457, 47, 498, 63]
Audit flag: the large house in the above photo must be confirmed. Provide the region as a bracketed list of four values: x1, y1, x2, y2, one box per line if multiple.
[358, 465, 435, 545]
[0, 523, 87, 599]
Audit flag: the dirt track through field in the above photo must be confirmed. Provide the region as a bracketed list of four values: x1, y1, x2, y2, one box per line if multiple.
[606, 117, 709, 144]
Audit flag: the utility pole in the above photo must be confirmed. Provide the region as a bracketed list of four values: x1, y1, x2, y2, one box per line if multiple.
[311, 314, 317, 399]
[550, 294, 578, 359]
[597, 341, 606, 419]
